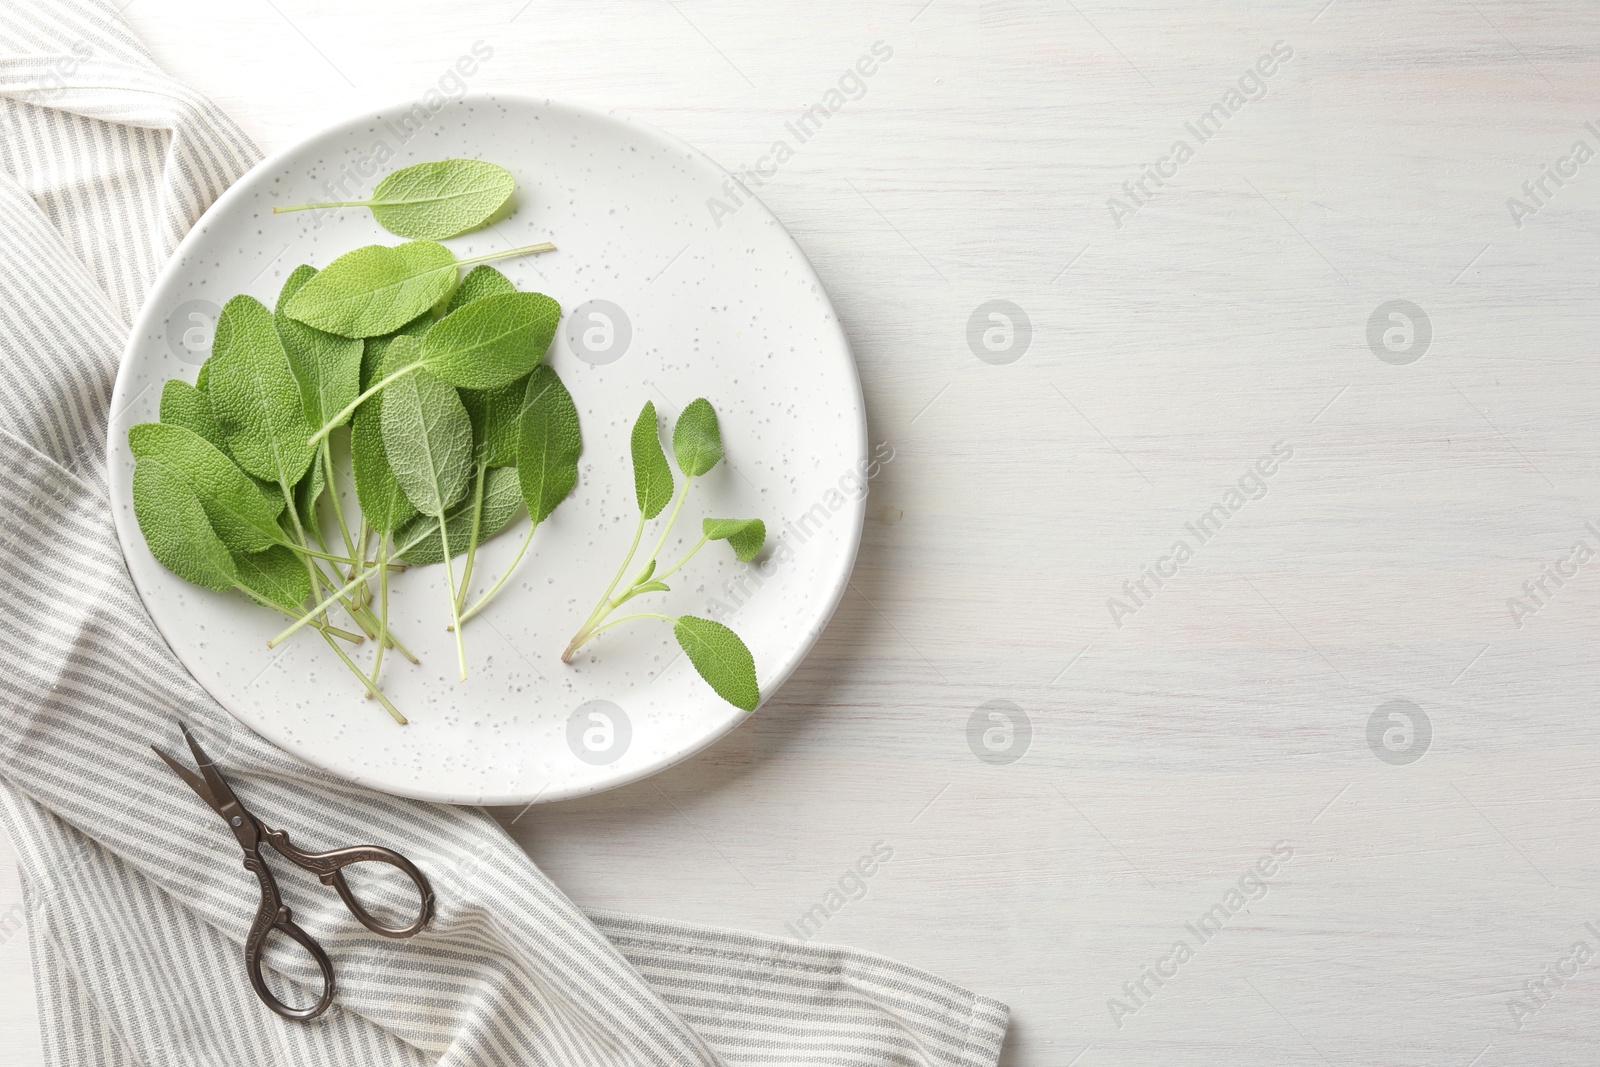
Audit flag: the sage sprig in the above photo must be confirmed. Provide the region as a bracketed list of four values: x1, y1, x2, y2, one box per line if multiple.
[563, 398, 764, 712]
[273, 158, 515, 240]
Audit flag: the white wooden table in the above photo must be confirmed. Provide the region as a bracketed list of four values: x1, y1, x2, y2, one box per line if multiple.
[7, 1, 1600, 1062]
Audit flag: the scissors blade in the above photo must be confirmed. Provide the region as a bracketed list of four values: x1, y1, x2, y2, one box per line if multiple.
[150, 743, 221, 813]
[179, 722, 246, 817]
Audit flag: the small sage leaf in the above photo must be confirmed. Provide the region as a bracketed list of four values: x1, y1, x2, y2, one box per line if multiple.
[631, 400, 674, 519]
[673, 615, 759, 712]
[206, 295, 315, 490]
[158, 379, 224, 452]
[380, 341, 473, 517]
[234, 544, 311, 615]
[283, 240, 459, 338]
[293, 450, 326, 537]
[128, 422, 284, 554]
[631, 580, 670, 595]
[276, 264, 363, 429]
[516, 365, 581, 523]
[672, 397, 723, 477]
[421, 291, 559, 390]
[395, 466, 522, 565]
[277, 159, 515, 240]
[350, 394, 417, 537]
[131, 458, 238, 592]
[446, 264, 517, 313]
[463, 377, 526, 469]
[703, 517, 765, 562]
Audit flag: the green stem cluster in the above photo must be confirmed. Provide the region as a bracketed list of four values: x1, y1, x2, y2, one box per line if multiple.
[563, 475, 713, 662]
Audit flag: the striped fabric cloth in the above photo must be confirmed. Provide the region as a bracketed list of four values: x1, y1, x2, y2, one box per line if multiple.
[0, 1, 1008, 1064]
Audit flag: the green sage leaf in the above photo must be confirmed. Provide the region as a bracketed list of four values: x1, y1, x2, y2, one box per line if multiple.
[158, 379, 224, 452]
[350, 350, 418, 536]
[420, 291, 559, 390]
[672, 397, 723, 477]
[206, 295, 315, 490]
[631, 400, 673, 519]
[128, 422, 284, 554]
[276, 264, 363, 429]
[234, 544, 311, 615]
[333, 158, 515, 240]
[282, 240, 458, 338]
[703, 518, 765, 562]
[394, 466, 522, 565]
[131, 458, 237, 592]
[445, 264, 517, 313]
[293, 450, 326, 537]
[516, 365, 581, 523]
[380, 337, 472, 517]
[673, 615, 759, 712]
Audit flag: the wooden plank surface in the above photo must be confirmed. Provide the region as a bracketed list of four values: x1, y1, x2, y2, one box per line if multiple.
[6, 1, 1600, 1062]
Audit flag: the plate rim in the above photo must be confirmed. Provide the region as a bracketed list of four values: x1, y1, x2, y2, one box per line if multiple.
[108, 91, 867, 806]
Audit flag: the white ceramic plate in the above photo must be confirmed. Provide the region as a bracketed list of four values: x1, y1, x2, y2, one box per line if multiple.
[108, 94, 865, 805]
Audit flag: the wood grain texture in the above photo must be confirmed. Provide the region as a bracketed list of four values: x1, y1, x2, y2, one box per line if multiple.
[7, 0, 1600, 1062]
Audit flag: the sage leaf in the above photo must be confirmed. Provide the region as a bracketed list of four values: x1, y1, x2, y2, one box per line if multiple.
[516, 365, 582, 523]
[380, 339, 472, 517]
[131, 458, 237, 592]
[446, 264, 516, 313]
[276, 159, 515, 240]
[395, 466, 522, 565]
[206, 295, 315, 491]
[631, 401, 673, 519]
[129, 422, 284, 554]
[464, 378, 526, 469]
[703, 518, 765, 562]
[672, 398, 723, 477]
[283, 240, 458, 338]
[350, 357, 418, 535]
[158, 379, 224, 452]
[673, 615, 759, 712]
[234, 544, 311, 615]
[421, 291, 559, 390]
[362, 311, 432, 379]
[276, 264, 363, 429]
[293, 450, 326, 537]
[631, 580, 670, 595]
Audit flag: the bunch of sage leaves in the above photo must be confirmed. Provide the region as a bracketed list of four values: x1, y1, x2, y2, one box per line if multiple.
[129, 158, 765, 721]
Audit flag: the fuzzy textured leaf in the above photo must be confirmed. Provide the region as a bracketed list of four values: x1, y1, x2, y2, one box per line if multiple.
[276, 264, 363, 429]
[350, 385, 417, 537]
[131, 459, 237, 592]
[362, 313, 432, 386]
[293, 451, 325, 537]
[158, 379, 224, 452]
[395, 466, 522, 564]
[421, 291, 559, 390]
[463, 377, 526, 469]
[631, 401, 673, 519]
[516, 365, 581, 523]
[673, 615, 759, 712]
[380, 339, 472, 517]
[283, 241, 458, 338]
[367, 159, 515, 240]
[206, 295, 315, 490]
[703, 518, 765, 562]
[128, 422, 284, 554]
[446, 264, 516, 313]
[672, 398, 723, 477]
[234, 545, 311, 615]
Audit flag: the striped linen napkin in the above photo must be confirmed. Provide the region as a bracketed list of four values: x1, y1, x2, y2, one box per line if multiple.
[0, 1, 1009, 1064]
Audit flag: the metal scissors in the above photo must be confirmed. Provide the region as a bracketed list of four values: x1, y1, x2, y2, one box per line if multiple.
[152, 724, 435, 1021]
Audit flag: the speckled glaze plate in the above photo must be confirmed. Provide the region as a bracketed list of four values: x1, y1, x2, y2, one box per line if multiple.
[107, 94, 865, 805]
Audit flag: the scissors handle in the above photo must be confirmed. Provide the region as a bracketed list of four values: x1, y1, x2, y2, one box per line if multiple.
[242, 851, 335, 1021]
[261, 826, 435, 939]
